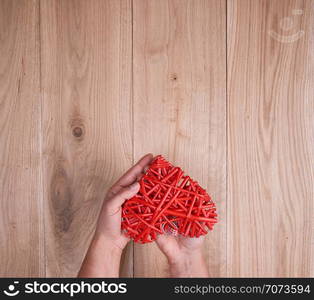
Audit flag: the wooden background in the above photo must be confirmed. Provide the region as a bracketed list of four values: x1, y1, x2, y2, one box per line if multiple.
[0, 0, 313, 277]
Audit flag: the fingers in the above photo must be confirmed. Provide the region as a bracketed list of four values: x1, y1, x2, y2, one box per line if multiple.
[108, 153, 153, 197]
[136, 153, 154, 169]
[122, 153, 153, 183]
[106, 182, 140, 212]
[156, 234, 180, 256]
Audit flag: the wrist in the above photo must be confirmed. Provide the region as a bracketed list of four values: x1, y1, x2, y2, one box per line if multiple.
[167, 248, 203, 265]
[90, 233, 123, 258]
[78, 234, 122, 277]
[167, 249, 208, 278]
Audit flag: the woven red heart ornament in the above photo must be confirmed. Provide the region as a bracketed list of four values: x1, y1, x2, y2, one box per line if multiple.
[121, 155, 218, 243]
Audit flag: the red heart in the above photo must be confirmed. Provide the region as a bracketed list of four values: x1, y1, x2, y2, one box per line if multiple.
[121, 155, 218, 243]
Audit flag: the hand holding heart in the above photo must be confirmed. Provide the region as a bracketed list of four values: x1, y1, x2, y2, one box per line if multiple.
[79, 154, 213, 277]
[122, 155, 218, 243]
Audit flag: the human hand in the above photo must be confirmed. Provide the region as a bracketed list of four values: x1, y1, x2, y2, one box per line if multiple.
[156, 233, 205, 260]
[156, 233, 208, 277]
[78, 153, 153, 277]
[94, 153, 154, 251]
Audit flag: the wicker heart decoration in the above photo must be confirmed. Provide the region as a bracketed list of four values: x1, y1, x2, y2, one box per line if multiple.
[121, 155, 218, 243]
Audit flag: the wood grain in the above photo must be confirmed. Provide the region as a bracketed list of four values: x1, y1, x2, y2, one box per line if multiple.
[0, 0, 43, 276]
[227, 0, 314, 277]
[40, 0, 133, 277]
[0, 0, 313, 278]
[133, 0, 227, 277]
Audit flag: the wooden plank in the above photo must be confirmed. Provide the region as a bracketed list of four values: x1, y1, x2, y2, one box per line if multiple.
[40, 0, 133, 277]
[227, 0, 314, 276]
[133, 0, 226, 277]
[0, 0, 43, 276]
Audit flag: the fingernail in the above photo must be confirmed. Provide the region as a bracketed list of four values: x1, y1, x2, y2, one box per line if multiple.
[130, 182, 140, 190]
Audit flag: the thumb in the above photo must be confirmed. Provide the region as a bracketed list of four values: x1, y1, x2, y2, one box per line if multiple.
[107, 182, 140, 210]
